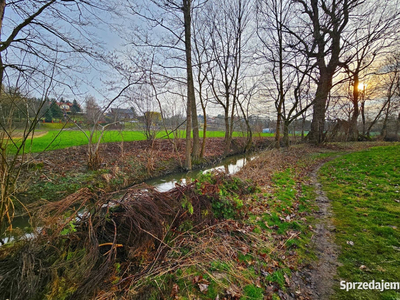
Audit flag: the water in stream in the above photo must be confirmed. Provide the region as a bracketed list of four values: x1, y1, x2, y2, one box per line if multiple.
[146, 153, 255, 192]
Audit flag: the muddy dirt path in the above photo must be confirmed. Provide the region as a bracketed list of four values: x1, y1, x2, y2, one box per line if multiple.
[309, 163, 341, 299]
[3, 131, 48, 139]
[288, 161, 341, 300]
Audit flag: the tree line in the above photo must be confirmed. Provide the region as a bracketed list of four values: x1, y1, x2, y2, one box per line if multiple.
[119, 0, 400, 166]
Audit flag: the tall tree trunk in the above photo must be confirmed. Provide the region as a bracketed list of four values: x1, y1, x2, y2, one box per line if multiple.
[244, 120, 252, 152]
[301, 116, 305, 141]
[183, 0, 193, 170]
[275, 108, 282, 148]
[309, 74, 331, 143]
[395, 112, 400, 139]
[199, 97, 207, 159]
[361, 101, 366, 136]
[306, 0, 348, 144]
[0, 0, 7, 233]
[349, 74, 360, 141]
[229, 100, 235, 149]
[0, 0, 5, 92]
[224, 107, 231, 156]
[275, 6, 284, 149]
[185, 101, 192, 170]
[237, 99, 252, 152]
[200, 113, 207, 158]
[283, 120, 290, 147]
[380, 99, 391, 139]
[191, 103, 200, 160]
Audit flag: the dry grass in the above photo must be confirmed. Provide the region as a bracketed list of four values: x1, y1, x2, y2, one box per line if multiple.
[236, 146, 314, 186]
[121, 219, 273, 299]
[0, 173, 254, 300]
[1, 130, 48, 140]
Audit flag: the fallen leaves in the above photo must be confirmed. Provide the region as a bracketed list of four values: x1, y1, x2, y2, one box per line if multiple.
[284, 273, 291, 286]
[226, 284, 241, 298]
[376, 265, 386, 273]
[193, 275, 210, 293]
[198, 283, 209, 293]
[170, 283, 179, 299]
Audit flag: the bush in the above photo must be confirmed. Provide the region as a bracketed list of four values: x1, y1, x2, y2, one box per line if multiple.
[197, 172, 256, 219]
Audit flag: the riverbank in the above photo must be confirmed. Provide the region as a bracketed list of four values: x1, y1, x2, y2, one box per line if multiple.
[2, 141, 395, 300]
[17, 137, 272, 210]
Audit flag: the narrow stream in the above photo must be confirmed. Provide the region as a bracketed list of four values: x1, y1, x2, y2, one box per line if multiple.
[146, 153, 255, 192]
[2, 153, 255, 244]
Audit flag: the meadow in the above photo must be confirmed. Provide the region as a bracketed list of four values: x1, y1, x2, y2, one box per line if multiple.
[7, 128, 274, 154]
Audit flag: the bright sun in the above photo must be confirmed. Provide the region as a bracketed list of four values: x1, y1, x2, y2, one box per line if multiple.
[358, 82, 366, 91]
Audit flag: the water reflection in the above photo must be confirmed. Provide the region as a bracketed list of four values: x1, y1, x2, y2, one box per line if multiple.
[146, 154, 254, 192]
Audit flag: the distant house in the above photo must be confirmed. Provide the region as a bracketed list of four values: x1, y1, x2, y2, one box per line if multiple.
[109, 108, 137, 121]
[58, 101, 72, 112]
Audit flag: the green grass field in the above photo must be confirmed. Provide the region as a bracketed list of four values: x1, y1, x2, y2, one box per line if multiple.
[319, 145, 400, 300]
[6, 129, 274, 154]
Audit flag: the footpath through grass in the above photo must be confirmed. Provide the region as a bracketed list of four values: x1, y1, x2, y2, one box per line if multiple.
[7, 129, 274, 154]
[319, 144, 400, 300]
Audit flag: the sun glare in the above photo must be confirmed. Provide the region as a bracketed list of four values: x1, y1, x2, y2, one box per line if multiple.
[358, 82, 366, 91]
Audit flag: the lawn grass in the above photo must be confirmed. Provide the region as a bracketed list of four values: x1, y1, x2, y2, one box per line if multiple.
[7, 129, 274, 154]
[12, 130, 148, 154]
[319, 145, 400, 300]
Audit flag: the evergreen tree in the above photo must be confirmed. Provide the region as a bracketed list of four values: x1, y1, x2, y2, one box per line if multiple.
[50, 100, 63, 119]
[44, 107, 53, 122]
[71, 99, 81, 114]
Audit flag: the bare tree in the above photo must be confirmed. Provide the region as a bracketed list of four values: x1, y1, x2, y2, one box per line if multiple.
[339, 0, 400, 140]
[256, 0, 292, 147]
[124, 0, 205, 169]
[236, 80, 259, 151]
[281, 62, 315, 146]
[366, 53, 400, 139]
[0, 0, 116, 232]
[192, 8, 212, 158]
[127, 80, 160, 140]
[257, 0, 315, 147]
[285, 0, 361, 143]
[203, 0, 253, 155]
[0, 86, 47, 235]
[72, 79, 140, 170]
